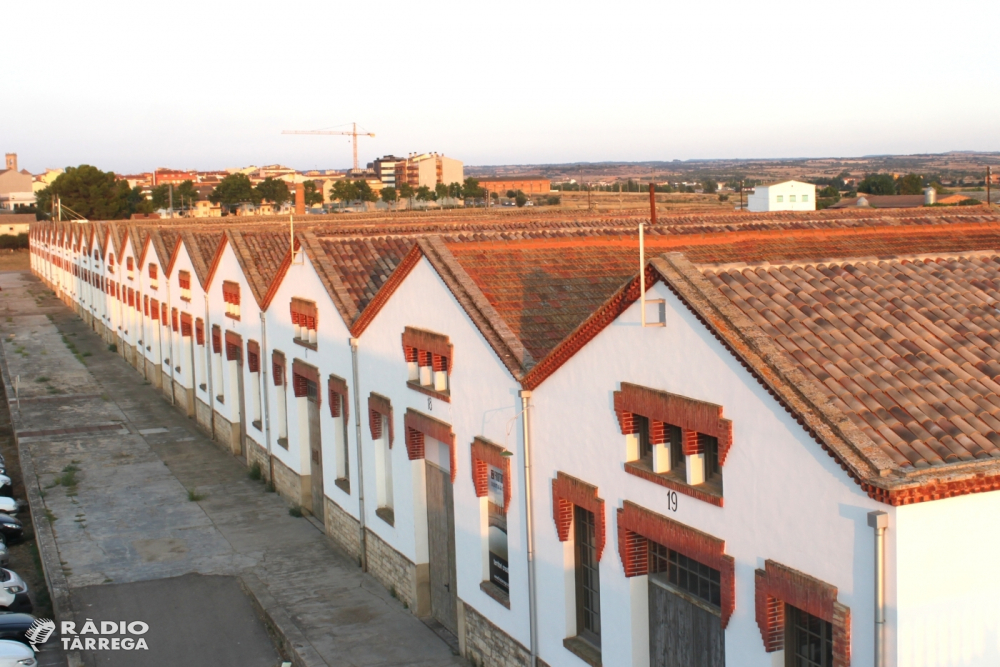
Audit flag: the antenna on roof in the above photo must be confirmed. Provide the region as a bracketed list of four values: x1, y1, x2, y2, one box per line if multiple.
[289, 214, 303, 265]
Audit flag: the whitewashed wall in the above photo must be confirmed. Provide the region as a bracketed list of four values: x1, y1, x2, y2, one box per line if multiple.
[895, 490, 1000, 667]
[357, 256, 530, 647]
[528, 280, 890, 667]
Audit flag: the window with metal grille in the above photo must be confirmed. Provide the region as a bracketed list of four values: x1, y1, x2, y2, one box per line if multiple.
[786, 605, 833, 667]
[702, 434, 721, 481]
[648, 541, 721, 608]
[178, 270, 192, 301]
[223, 281, 241, 319]
[212, 326, 221, 354]
[291, 298, 317, 347]
[574, 505, 601, 648]
[148, 263, 158, 289]
[126, 256, 134, 279]
[195, 318, 205, 346]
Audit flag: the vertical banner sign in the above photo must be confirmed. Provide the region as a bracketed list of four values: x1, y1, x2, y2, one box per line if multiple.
[488, 465, 509, 593]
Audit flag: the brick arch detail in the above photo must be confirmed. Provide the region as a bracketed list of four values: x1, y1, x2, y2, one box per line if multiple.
[368, 393, 394, 446]
[470, 437, 511, 513]
[755, 560, 851, 667]
[551, 472, 605, 561]
[616, 500, 736, 628]
[613, 382, 733, 465]
[403, 409, 456, 482]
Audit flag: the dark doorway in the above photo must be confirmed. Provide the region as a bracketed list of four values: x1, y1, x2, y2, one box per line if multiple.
[425, 460, 457, 634]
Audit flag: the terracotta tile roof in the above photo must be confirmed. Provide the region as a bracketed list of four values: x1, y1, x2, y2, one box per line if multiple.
[705, 254, 1000, 471]
[313, 236, 418, 315]
[182, 230, 226, 287]
[149, 229, 181, 275]
[228, 230, 291, 306]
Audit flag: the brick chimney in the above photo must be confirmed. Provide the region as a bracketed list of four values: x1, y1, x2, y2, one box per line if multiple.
[295, 182, 305, 215]
[4, 154, 15, 172]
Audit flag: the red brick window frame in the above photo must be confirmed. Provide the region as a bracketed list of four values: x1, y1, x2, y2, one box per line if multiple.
[126, 256, 134, 277]
[148, 263, 158, 285]
[403, 409, 456, 481]
[471, 437, 511, 513]
[195, 318, 205, 346]
[211, 325, 222, 355]
[178, 270, 192, 301]
[755, 560, 851, 667]
[402, 326, 453, 401]
[246, 340, 260, 373]
[225, 331, 242, 362]
[180, 313, 193, 338]
[149, 298, 158, 320]
[614, 382, 732, 506]
[328, 375, 349, 421]
[161, 303, 168, 325]
[292, 359, 320, 405]
[291, 298, 318, 348]
[223, 281, 241, 319]
[552, 472, 606, 561]
[368, 393, 394, 446]
[171, 308, 179, 333]
[272, 351, 286, 386]
[617, 500, 736, 628]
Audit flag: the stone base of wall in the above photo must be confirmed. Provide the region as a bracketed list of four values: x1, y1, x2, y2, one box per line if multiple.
[123, 343, 135, 367]
[325, 496, 361, 563]
[365, 528, 426, 615]
[173, 380, 194, 417]
[461, 602, 530, 667]
[195, 398, 212, 435]
[160, 370, 173, 401]
[213, 413, 236, 454]
[272, 455, 306, 507]
[247, 438, 268, 478]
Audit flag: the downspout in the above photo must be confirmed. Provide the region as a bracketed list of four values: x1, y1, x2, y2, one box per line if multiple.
[868, 510, 888, 667]
[204, 291, 215, 438]
[260, 311, 274, 485]
[165, 281, 176, 405]
[519, 389, 538, 667]
[350, 337, 368, 572]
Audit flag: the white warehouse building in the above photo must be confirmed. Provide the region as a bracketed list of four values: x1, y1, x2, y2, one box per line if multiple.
[746, 180, 816, 212]
[28, 206, 1000, 667]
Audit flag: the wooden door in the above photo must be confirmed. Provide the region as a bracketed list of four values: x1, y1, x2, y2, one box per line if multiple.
[649, 576, 725, 667]
[425, 461, 457, 634]
[307, 380, 323, 522]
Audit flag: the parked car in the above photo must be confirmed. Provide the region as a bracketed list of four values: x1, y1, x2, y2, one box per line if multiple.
[0, 639, 35, 666]
[0, 475, 10, 498]
[0, 517, 22, 542]
[0, 543, 9, 569]
[0, 502, 18, 518]
[0, 614, 35, 646]
[0, 572, 29, 614]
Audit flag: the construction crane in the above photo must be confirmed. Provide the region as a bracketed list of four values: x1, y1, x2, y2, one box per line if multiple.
[282, 122, 375, 172]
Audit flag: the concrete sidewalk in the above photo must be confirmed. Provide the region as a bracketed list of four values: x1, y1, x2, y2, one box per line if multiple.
[0, 271, 465, 667]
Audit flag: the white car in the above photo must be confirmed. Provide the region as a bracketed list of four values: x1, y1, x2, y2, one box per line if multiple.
[0, 501, 18, 517]
[0, 639, 34, 666]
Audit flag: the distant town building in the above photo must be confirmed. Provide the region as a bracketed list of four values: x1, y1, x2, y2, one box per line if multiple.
[0, 213, 34, 236]
[0, 154, 34, 211]
[746, 180, 816, 212]
[477, 176, 551, 196]
[395, 153, 463, 189]
[372, 156, 405, 189]
[152, 169, 197, 186]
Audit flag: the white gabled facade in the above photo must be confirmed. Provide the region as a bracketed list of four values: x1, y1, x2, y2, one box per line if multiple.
[747, 180, 816, 212]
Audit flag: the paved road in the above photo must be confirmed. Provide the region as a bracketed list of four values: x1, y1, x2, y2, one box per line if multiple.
[72, 574, 279, 667]
[0, 270, 463, 667]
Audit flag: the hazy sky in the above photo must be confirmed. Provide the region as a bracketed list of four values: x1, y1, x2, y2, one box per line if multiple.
[4, 0, 999, 174]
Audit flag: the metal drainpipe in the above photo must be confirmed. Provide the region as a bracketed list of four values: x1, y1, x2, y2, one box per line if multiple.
[868, 510, 888, 667]
[165, 281, 176, 405]
[350, 337, 368, 572]
[260, 311, 274, 485]
[519, 389, 538, 667]
[204, 292, 215, 438]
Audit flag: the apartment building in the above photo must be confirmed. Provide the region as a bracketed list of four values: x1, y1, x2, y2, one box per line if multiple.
[29, 207, 1000, 667]
[395, 153, 464, 189]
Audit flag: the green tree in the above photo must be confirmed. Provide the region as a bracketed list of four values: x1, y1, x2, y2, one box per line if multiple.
[448, 182, 463, 199]
[354, 180, 378, 203]
[127, 185, 154, 216]
[150, 184, 171, 210]
[435, 182, 449, 202]
[461, 177, 481, 199]
[398, 182, 415, 208]
[209, 173, 260, 210]
[515, 192, 528, 207]
[896, 173, 924, 195]
[255, 177, 291, 206]
[415, 185, 433, 202]
[175, 180, 199, 207]
[857, 173, 897, 196]
[303, 181, 324, 207]
[35, 165, 133, 220]
[381, 186, 398, 206]
[506, 189, 517, 199]
[701, 179, 718, 194]
[330, 180, 358, 210]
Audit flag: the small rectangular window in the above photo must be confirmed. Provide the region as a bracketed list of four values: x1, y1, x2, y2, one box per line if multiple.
[776, 195, 784, 203]
[649, 542, 721, 608]
[802, 194, 809, 203]
[635, 415, 651, 461]
[786, 604, 834, 667]
[789, 194, 796, 203]
[223, 281, 241, 319]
